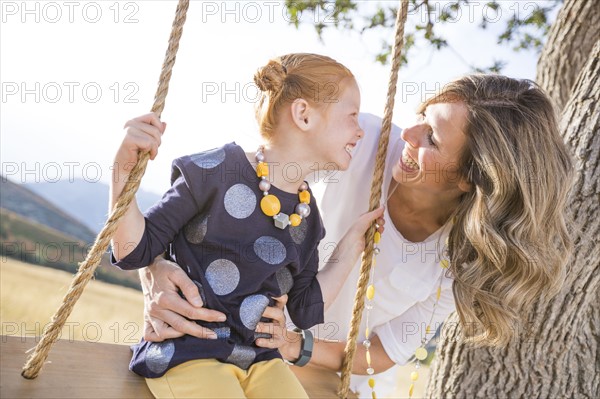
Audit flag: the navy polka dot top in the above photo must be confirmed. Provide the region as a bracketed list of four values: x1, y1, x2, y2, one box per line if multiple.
[112, 142, 325, 378]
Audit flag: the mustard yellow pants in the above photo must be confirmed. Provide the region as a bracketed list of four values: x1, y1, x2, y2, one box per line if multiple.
[145, 358, 309, 398]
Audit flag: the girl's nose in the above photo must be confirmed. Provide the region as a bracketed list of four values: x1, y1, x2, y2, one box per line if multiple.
[357, 126, 365, 139]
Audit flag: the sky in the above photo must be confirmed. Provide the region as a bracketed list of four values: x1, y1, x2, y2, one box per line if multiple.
[1, 0, 557, 196]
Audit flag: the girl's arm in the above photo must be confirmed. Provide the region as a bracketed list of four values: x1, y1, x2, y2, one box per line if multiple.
[317, 206, 385, 311]
[110, 113, 165, 260]
[284, 207, 385, 328]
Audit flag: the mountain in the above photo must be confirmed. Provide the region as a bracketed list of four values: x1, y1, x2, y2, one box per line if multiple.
[24, 179, 161, 233]
[1, 177, 96, 243]
[0, 177, 142, 289]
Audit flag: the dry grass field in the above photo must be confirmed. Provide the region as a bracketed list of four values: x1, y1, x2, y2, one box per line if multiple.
[1, 259, 429, 397]
[1, 258, 144, 345]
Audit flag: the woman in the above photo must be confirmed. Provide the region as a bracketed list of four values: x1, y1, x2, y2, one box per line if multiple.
[138, 75, 573, 396]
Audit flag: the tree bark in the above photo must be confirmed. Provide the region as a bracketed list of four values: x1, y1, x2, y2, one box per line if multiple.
[536, 0, 600, 110]
[426, 39, 600, 399]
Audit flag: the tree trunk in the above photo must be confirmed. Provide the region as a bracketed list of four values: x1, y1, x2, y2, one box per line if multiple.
[425, 38, 600, 399]
[536, 0, 600, 110]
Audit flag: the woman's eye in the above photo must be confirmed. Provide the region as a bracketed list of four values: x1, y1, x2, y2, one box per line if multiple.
[427, 133, 434, 145]
[418, 112, 436, 147]
[427, 131, 436, 147]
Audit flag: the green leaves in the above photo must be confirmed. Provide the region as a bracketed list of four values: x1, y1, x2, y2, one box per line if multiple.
[285, 0, 357, 35]
[497, 1, 558, 52]
[284, 0, 562, 72]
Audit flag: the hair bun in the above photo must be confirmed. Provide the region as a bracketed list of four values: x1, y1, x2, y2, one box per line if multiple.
[254, 60, 286, 93]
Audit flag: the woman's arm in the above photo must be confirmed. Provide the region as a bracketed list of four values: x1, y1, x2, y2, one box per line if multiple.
[275, 330, 394, 374]
[110, 113, 165, 260]
[254, 295, 395, 375]
[317, 207, 385, 311]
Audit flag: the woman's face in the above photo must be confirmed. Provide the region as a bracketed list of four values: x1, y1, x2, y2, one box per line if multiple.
[391, 101, 470, 194]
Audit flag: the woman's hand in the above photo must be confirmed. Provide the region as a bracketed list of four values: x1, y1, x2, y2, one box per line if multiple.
[140, 256, 226, 342]
[254, 295, 302, 362]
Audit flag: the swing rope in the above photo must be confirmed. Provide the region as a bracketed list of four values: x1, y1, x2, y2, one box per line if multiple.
[21, 0, 191, 379]
[338, 1, 409, 397]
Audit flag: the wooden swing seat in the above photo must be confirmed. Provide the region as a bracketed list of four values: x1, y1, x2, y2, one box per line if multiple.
[1, 336, 355, 398]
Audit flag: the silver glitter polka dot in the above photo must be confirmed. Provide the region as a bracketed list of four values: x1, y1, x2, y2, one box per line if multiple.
[253, 236, 286, 265]
[240, 294, 270, 330]
[213, 327, 231, 339]
[190, 148, 226, 169]
[225, 344, 256, 370]
[224, 184, 256, 219]
[183, 214, 209, 244]
[276, 267, 294, 295]
[205, 259, 240, 296]
[289, 218, 308, 245]
[145, 341, 175, 374]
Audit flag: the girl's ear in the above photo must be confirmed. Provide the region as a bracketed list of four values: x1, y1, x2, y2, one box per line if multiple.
[290, 98, 312, 131]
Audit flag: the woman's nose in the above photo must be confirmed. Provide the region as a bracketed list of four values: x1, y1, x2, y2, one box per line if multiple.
[401, 124, 420, 148]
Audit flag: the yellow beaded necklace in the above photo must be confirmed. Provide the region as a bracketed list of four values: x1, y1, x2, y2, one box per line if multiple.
[255, 146, 311, 229]
[362, 181, 451, 399]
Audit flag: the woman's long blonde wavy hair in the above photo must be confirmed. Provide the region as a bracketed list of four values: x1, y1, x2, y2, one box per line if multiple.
[421, 75, 574, 346]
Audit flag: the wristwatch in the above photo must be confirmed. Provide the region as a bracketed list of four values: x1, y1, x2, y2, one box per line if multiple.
[290, 328, 313, 367]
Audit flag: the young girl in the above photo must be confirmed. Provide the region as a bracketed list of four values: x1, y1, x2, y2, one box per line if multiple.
[109, 53, 383, 398]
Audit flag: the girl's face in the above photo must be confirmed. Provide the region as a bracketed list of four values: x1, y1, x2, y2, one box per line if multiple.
[310, 78, 364, 171]
[392, 101, 470, 194]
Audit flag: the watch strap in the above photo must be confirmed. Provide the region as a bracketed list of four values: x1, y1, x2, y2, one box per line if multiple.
[291, 328, 313, 367]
